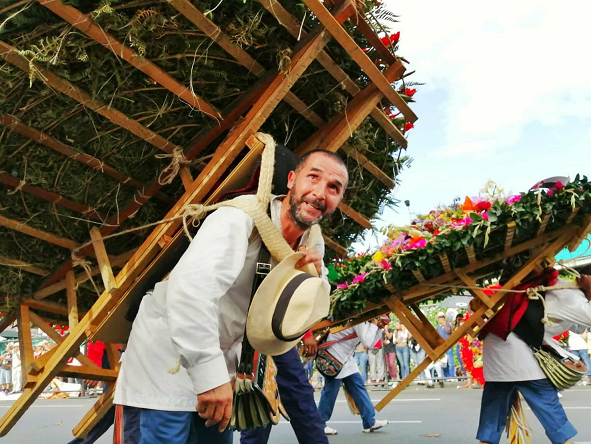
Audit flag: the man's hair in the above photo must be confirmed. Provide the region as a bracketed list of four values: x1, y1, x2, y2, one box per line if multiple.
[294, 149, 348, 182]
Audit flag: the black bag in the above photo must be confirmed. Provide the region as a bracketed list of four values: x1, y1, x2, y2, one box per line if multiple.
[314, 332, 357, 378]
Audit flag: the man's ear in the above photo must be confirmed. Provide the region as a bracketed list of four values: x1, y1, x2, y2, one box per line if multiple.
[287, 170, 296, 190]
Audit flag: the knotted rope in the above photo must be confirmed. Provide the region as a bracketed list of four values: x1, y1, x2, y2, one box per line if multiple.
[156, 146, 190, 185]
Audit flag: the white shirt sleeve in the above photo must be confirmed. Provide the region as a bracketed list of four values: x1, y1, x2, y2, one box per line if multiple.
[166, 206, 254, 395]
[355, 323, 381, 348]
[547, 285, 591, 331]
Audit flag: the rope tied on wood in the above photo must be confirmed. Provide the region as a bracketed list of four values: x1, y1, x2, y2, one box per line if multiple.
[156, 146, 190, 185]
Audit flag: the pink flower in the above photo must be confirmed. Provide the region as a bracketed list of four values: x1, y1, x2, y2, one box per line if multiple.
[352, 273, 367, 284]
[482, 211, 489, 221]
[554, 181, 564, 190]
[337, 281, 349, 290]
[547, 189, 554, 196]
[506, 195, 521, 205]
[380, 260, 392, 271]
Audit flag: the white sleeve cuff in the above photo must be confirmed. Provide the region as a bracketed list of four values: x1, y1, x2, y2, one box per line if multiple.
[186, 355, 230, 395]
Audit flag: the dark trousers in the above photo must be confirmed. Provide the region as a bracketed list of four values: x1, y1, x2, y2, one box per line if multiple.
[240, 347, 328, 444]
[67, 405, 141, 444]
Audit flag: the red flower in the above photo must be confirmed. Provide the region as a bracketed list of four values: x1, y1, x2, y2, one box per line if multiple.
[403, 121, 414, 132]
[380, 32, 400, 46]
[405, 88, 416, 97]
[475, 201, 492, 212]
[554, 181, 564, 190]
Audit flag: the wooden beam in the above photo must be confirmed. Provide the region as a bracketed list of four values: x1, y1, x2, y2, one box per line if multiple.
[439, 254, 452, 273]
[0, 312, 16, 336]
[0, 41, 180, 155]
[455, 270, 494, 309]
[72, 385, 115, 439]
[0, 115, 173, 205]
[105, 344, 120, 372]
[58, 366, 118, 382]
[322, 235, 348, 257]
[21, 298, 69, 317]
[296, 60, 405, 156]
[337, 202, 372, 230]
[256, 0, 407, 147]
[387, 299, 437, 361]
[568, 215, 591, 252]
[537, 213, 551, 236]
[66, 271, 78, 329]
[27, 310, 97, 370]
[16, 305, 34, 388]
[0, 172, 105, 221]
[89, 228, 117, 292]
[33, 248, 137, 300]
[353, 14, 397, 65]
[504, 221, 516, 250]
[0, 214, 79, 250]
[301, 0, 418, 123]
[37, 0, 220, 120]
[0, 25, 336, 436]
[27, 347, 57, 374]
[0, 255, 48, 276]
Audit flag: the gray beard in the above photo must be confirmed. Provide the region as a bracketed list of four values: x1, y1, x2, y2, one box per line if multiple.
[288, 192, 333, 231]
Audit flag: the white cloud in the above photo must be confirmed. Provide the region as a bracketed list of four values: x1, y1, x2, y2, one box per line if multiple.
[385, 0, 591, 157]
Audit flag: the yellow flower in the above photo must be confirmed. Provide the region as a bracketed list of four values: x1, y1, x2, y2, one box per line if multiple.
[373, 250, 385, 263]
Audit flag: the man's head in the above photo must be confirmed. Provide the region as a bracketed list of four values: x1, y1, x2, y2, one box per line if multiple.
[286, 150, 348, 230]
[437, 312, 446, 324]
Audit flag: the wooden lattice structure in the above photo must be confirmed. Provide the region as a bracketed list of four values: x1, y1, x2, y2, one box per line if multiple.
[0, 0, 418, 437]
[313, 213, 591, 411]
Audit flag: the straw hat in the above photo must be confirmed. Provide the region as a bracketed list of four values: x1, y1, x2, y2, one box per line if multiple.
[246, 252, 329, 356]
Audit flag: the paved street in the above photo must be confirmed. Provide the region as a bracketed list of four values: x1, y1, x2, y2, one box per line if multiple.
[0, 385, 589, 443]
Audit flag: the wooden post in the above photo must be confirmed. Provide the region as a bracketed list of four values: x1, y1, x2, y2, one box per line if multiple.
[16, 306, 34, 388]
[89, 228, 117, 292]
[66, 271, 78, 329]
[72, 385, 115, 439]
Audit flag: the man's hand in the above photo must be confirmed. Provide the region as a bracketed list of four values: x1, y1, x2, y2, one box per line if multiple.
[296, 246, 322, 276]
[302, 335, 318, 357]
[196, 382, 233, 432]
[578, 274, 591, 301]
[84, 379, 99, 389]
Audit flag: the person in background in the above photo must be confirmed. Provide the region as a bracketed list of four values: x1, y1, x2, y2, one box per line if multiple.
[568, 330, 591, 383]
[318, 320, 389, 436]
[1, 345, 12, 395]
[410, 338, 429, 383]
[394, 321, 412, 380]
[354, 343, 369, 384]
[454, 313, 466, 376]
[436, 312, 454, 377]
[383, 318, 398, 387]
[426, 355, 448, 389]
[11, 346, 21, 394]
[368, 329, 385, 384]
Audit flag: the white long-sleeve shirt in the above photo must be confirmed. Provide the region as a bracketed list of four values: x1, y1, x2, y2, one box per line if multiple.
[114, 195, 326, 411]
[324, 323, 381, 379]
[484, 279, 591, 382]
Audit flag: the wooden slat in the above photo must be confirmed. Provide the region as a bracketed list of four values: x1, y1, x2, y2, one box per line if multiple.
[322, 235, 348, 256]
[387, 299, 437, 360]
[58, 366, 118, 382]
[89, 228, 117, 292]
[566, 207, 580, 225]
[504, 221, 516, 250]
[16, 305, 34, 388]
[66, 271, 78, 329]
[409, 303, 445, 348]
[0, 115, 172, 205]
[340, 145, 394, 189]
[72, 385, 115, 439]
[21, 298, 70, 316]
[0, 312, 16, 336]
[27, 347, 57, 374]
[296, 60, 405, 156]
[455, 270, 494, 309]
[256, 0, 407, 147]
[337, 202, 372, 230]
[568, 215, 591, 252]
[37, 0, 220, 120]
[301, 0, 418, 123]
[0, 41, 179, 155]
[0, 25, 335, 436]
[439, 254, 451, 273]
[537, 213, 551, 236]
[105, 344, 120, 372]
[0, 172, 105, 220]
[353, 14, 397, 64]
[0, 214, 79, 250]
[0, 255, 48, 276]
[33, 249, 137, 300]
[412, 268, 426, 283]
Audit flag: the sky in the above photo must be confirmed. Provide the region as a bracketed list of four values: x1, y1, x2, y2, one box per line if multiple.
[358, 0, 591, 249]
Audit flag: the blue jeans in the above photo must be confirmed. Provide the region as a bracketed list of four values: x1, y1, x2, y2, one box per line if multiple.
[354, 351, 369, 382]
[318, 372, 375, 430]
[571, 349, 591, 377]
[477, 379, 577, 444]
[444, 348, 455, 377]
[139, 409, 233, 444]
[395, 345, 410, 379]
[240, 347, 327, 444]
[455, 345, 465, 373]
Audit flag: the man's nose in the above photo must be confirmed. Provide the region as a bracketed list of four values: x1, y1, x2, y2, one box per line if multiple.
[312, 183, 326, 200]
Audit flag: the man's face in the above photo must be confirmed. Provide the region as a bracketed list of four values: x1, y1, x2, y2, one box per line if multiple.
[286, 152, 348, 230]
[438, 316, 445, 325]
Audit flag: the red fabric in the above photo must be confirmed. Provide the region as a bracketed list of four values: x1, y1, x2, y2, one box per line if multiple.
[303, 330, 313, 340]
[482, 268, 558, 340]
[373, 340, 382, 349]
[86, 341, 106, 367]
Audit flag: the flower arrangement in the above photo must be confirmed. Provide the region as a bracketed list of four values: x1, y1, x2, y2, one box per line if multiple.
[328, 175, 591, 319]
